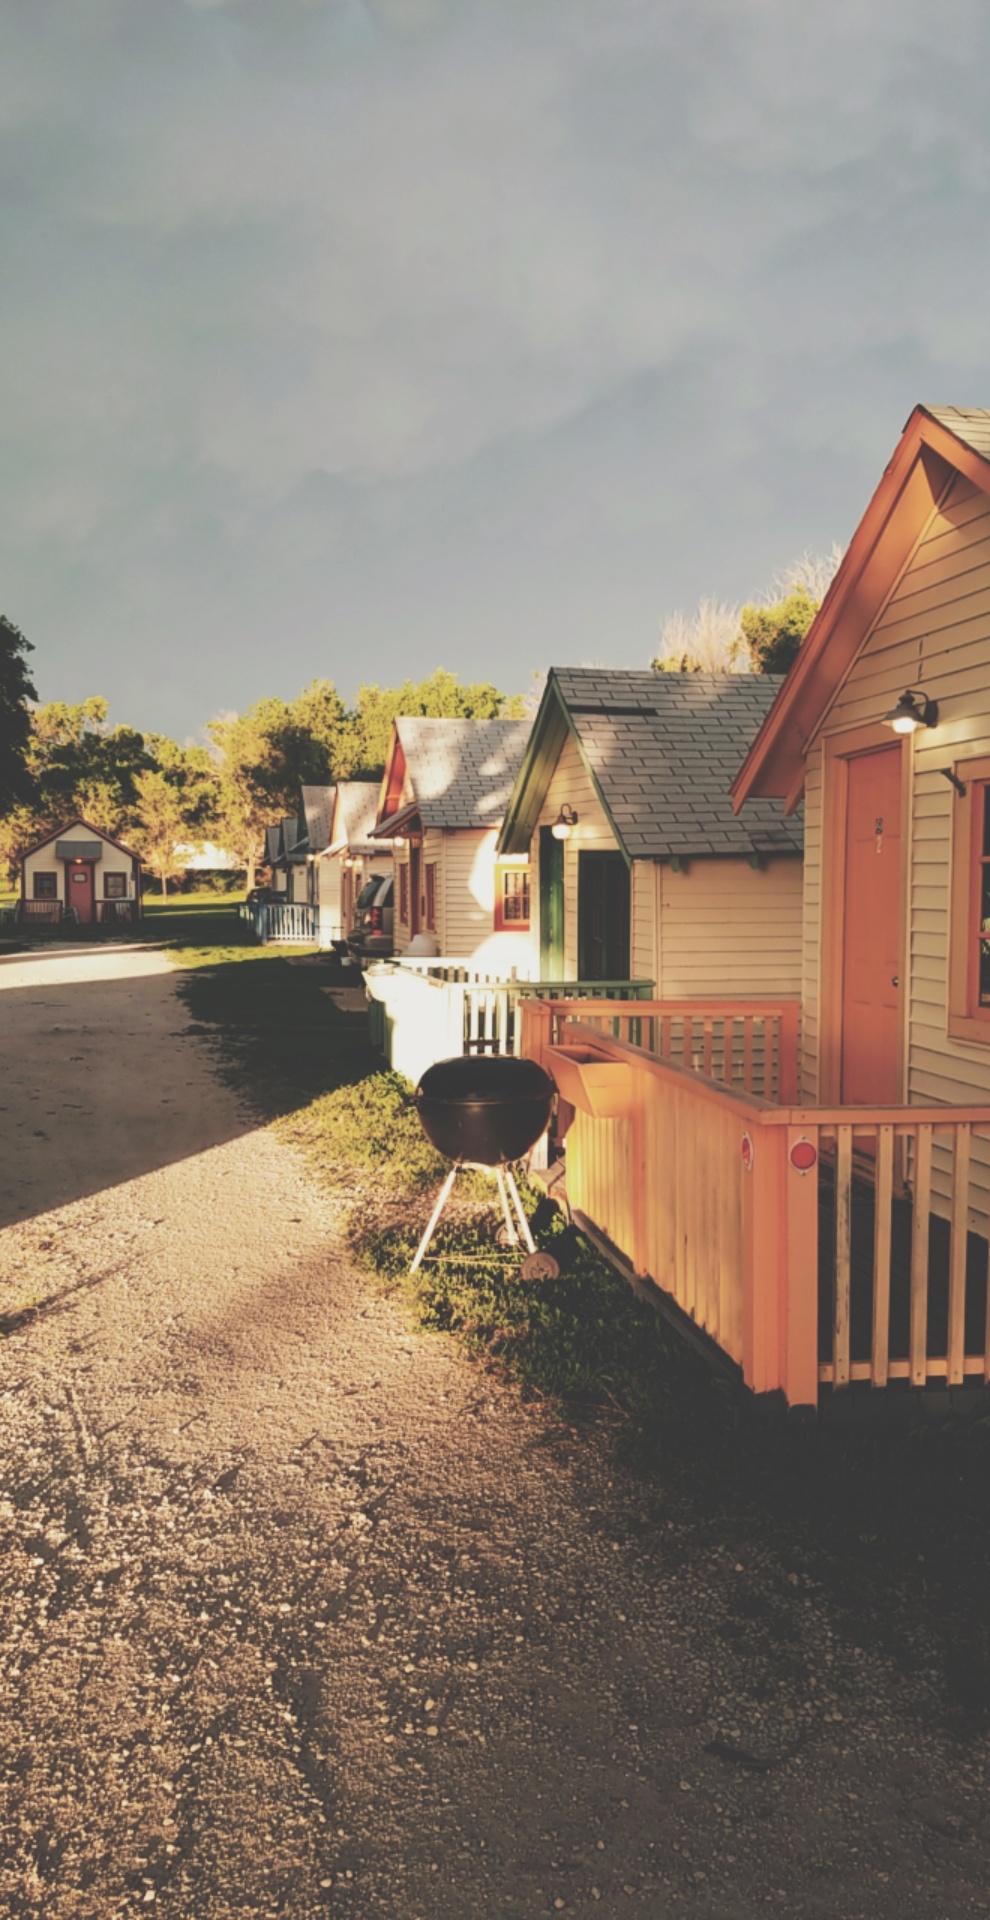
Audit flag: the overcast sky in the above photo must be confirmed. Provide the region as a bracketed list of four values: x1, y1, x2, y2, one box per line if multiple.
[3, 0, 990, 739]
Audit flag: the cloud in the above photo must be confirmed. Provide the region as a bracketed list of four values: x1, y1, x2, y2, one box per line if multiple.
[2, 0, 990, 732]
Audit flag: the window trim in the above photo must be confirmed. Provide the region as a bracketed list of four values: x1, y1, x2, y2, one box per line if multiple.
[424, 861, 437, 932]
[949, 753, 990, 1044]
[494, 861, 531, 933]
[32, 871, 57, 900]
[104, 871, 127, 899]
[398, 862, 409, 927]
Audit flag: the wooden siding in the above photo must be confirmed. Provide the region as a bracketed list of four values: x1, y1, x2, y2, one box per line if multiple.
[25, 826, 134, 899]
[531, 733, 652, 978]
[656, 857, 802, 998]
[803, 469, 990, 1135]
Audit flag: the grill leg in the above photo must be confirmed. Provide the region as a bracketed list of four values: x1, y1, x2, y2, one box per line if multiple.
[495, 1167, 519, 1246]
[505, 1167, 536, 1253]
[410, 1164, 459, 1274]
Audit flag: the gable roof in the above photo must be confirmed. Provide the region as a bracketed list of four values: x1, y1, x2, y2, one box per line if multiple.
[330, 781, 385, 858]
[733, 404, 990, 809]
[301, 785, 335, 855]
[375, 717, 533, 835]
[498, 669, 802, 861]
[21, 815, 138, 863]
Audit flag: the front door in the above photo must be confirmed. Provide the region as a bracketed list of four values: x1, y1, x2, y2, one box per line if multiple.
[67, 860, 95, 923]
[578, 850, 630, 981]
[840, 744, 903, 1103]
[539, 826, 564, 979]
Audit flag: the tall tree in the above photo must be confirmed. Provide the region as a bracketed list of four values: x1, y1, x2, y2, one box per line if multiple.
[127, 771, 188, 897]
[653, 599, 746, 674]
[0, 615, 38, 815]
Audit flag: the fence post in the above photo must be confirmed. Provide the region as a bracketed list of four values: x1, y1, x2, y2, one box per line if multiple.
[742, 1120, 787, 1397]
[781, 1126, 820, 1410]
[778, 1002, 800, 1104]
[520, 998, 553, 1076]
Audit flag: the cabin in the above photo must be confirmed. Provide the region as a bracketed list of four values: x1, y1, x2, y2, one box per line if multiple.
[321, 782, 392, 945]
[523, 407, 990, 1412]
[20, 818, 142, 926]
[497, 668, 803, 992]
[372, 716, 534, 968]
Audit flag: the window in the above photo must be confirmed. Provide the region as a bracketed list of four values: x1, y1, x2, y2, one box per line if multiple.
[424, 862, 437, 931]
[949, 757, 990, 1043]
[494, 863, 531, 932]
[399, 863, 409, 925]
[33, 872, 57, 900]
[104, 872, 127, 899]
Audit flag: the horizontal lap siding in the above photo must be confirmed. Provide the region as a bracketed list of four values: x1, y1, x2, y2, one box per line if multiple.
[657, 857, 802, 998]
[809, 475, 990, 1182]
[441, 829, 535, 972]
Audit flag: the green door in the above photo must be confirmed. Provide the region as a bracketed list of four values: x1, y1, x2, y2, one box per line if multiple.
[539, 826, 565, 980]
[578, 850, 630, 980]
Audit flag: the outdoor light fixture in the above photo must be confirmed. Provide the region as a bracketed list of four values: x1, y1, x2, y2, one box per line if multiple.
[883, 688, 939, 734]
[393, 836, 406, 849]
[551, 805, 578, 840]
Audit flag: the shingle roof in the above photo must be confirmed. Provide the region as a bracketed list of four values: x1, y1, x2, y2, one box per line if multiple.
[922, 406, 990, 462]
[551, 669, 803, 858]
[301, 785, 335, 855]
[334, 781, 384, 857]
[394, 717, 533, 830]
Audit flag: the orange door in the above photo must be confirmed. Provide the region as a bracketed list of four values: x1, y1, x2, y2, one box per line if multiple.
[840, 744, 903, 1104]
[67, 860, 94, 923]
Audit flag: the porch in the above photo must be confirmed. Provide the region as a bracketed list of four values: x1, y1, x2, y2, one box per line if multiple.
[521, 998, 990, 1409]
[365, 955, 654, 1088]
[240, 900, 319, 946]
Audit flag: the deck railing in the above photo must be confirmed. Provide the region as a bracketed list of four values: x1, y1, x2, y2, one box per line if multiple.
[95, 899, 137, 924]
[20, 900, 64, 923]
[521, 1002, 990, 1408]
[365, 958, 654, 1087]
[243, 900, 318, 945]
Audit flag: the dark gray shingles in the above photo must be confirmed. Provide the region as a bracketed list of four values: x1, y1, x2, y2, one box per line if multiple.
[396, 718, 533, 829]
[552, 669, 802, 858]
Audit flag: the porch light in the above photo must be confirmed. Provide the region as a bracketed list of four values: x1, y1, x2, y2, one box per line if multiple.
[551, 805, 578, 841]
[883, 688, 938, 734]
[393, 836, 406, 849]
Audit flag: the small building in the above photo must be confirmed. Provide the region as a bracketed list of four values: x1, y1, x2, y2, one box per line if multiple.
[372, 716, 533, 967]
[497, 668, 803, 991]
[20, 818, 142, 926]
[322, 782, 392, 944]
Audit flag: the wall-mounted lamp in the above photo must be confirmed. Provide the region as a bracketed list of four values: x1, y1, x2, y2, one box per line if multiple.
[343, 857, 355, 868]
[393, 836, 406, 850]
[883, 688, 939, 735]
[551, 804, 578, 841]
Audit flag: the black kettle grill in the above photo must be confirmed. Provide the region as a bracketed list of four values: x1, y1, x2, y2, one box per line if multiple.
[410, 1054, 557, 1277]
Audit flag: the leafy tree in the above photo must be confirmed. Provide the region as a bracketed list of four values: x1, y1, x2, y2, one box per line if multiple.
[740, 585, 819, 675]
[0, 615, 38, 815]
[28, 698, 152, 833]
[342, 669, 524, 779]
[127, 770, 188, 897]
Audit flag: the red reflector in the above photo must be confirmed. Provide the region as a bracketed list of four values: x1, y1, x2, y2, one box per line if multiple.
[789, 1139, 818, 1173]
[741, 1132, 754, 1173]
[368, 907, 382, 929]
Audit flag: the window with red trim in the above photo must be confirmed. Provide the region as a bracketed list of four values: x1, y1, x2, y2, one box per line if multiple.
[948, 761, 990, 1043]
[398, 863, 409, 925]
[494, 863, 530, 932]
[424, 862, 437, 931]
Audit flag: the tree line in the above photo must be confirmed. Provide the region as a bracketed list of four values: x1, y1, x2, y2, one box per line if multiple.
[0, 548, 838, 892]
[0, 619, 523, 893]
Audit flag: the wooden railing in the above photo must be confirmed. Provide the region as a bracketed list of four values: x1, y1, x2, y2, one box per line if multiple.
[96, 899, 137, 924]
[365, 958, 654, 1086]
[535, 997, 799, 1103]
[20, 900, 64, 923]
[521, 1004, 990, 1408]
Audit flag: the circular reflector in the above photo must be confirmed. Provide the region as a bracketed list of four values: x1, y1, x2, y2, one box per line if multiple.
[789, 1138, 818, 1173]
[741, 1131, 754, 1173]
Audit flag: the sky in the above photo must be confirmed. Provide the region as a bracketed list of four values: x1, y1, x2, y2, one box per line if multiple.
[3, 0, 990, 741]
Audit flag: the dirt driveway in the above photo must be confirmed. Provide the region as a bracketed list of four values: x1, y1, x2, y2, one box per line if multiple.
[1, 948, 988, 1918]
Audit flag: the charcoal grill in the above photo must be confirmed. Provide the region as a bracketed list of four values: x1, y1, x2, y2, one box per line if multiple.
[410, 1055, 556, 1275]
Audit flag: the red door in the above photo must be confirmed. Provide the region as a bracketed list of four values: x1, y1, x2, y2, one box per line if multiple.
[840, 745, 903, 1104]
[67, 860, 95, 923]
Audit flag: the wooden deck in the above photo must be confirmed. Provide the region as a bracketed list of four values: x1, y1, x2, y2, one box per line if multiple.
[521, 998, 990, 1409]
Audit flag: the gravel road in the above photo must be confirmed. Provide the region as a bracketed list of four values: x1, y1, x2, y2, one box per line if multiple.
[1, 947, 988, 1918]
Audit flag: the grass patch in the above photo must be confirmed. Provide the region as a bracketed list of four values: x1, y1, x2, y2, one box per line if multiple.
[277, 1070, 448, 1194]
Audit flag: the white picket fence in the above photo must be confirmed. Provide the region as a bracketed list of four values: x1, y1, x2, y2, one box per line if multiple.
[365, 956, 654, 1087]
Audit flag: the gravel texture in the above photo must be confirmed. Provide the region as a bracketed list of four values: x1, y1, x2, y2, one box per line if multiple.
[1, 947, 988, 1917]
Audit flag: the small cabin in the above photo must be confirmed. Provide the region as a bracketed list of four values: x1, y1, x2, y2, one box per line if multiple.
[20, 818, 142, 926]
[372, 716, 533, 968]
[321, 782, 392, 944]
[497, 668, 803, 992]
